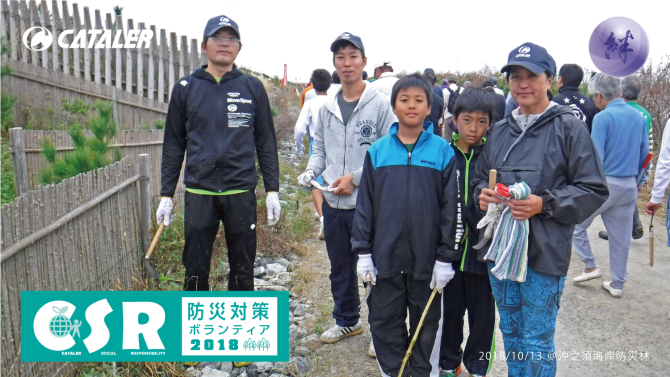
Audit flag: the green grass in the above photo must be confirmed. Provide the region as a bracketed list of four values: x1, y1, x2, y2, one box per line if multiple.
[1, 136, 16, 206]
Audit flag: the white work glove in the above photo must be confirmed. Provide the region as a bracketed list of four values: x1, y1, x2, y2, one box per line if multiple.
[297, 169, 316, 191]
[156, 197, 173, 227]
[430, 261, 455, 293]
[266, 192, 281, 226]
[478, 202, 505, 240]
[357, 254, 377, 285]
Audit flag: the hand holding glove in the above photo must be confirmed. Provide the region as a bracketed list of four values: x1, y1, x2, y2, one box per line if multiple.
[156, 197, 174, 227]
[266, 192, 281, 226]
[297, 169, 316, 191]
[357, 254, 377, 285]
[430, 261, 455, 293]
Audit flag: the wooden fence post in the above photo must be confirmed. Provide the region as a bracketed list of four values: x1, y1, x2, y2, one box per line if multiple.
[61, 0, 71, 75]
[9, 128, 29, 196]
[9, 1, 18, 60]
[138, 154, 151, 254]
[51, 0, 62, 73]
[40, 0, 51, 69]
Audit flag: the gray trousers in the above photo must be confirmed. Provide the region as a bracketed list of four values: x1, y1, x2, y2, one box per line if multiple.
[572, 176, 637, 289]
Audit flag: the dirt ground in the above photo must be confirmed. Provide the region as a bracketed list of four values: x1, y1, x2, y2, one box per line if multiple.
[294, 205, 670, 377]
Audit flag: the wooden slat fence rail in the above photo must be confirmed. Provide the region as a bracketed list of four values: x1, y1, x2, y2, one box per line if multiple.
[0, 155, 152, 377]
[9, 127, 185, 203]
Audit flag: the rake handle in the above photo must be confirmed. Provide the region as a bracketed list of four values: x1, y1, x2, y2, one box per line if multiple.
[145, 222, 165, 259]
[398, 287, 439, 376]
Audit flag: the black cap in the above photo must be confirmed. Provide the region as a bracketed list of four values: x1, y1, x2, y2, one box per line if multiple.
[203, 15, 240, 41]
[330, 32, 364, 53]
[481, 80, 494, 88]
[501, 42, 556, 77]
[424, 68, 435, 74]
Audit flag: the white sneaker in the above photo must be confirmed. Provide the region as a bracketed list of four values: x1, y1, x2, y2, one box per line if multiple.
[368, 339, 376, 358]
[573, 268, 602, 283]
[602, 280, 623, 298]
[318, 216, 324, 240]
[320, 320, 363, 344]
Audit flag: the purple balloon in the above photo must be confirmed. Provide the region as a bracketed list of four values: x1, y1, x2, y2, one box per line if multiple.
[589, 17, 649, 77]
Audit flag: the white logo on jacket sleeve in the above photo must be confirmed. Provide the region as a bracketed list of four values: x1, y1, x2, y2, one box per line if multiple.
[180, 80, 188, 86]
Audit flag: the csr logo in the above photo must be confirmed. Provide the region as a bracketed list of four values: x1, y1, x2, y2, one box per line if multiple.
[34, 300, 165, 353]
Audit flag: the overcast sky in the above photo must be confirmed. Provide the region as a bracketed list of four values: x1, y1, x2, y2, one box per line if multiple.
[66, 0, 669, 82]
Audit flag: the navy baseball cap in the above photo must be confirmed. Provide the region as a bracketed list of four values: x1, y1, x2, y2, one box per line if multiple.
[501, 42, 556, 78]
[203, 15, 240, 40]
[330, 32, 364, 53]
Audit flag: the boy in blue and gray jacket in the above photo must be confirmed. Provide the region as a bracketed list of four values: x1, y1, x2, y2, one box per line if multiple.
[352, 74, 461, 377]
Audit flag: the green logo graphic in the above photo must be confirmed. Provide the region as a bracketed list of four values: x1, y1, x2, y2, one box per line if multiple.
[48, 306, 82, 338]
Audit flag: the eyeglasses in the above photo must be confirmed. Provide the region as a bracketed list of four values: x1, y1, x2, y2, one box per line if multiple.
[208, 37, 240, 46]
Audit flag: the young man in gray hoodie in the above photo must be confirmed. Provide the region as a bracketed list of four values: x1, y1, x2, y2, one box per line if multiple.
[298, 32, 396, 346]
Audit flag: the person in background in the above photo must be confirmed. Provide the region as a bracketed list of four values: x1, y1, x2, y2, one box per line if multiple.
[302, 82, 313, 107]
[423, 70, 445, 136]
[369, 60, 398, 96]
[489, 76, 505, 97]
[327, 70, 342, 97]
[481, 80, 505, 123]
[599, 74, 652, 241]
[643, 117, 670, 320]
[424, 68, 444, 100]
[463, 81, 472, 89]
[552, 64, 596, 133]
[572, 73, 648, 299]
[443, 77, 464, 142]
[294, 69, 332, 239]
[474, 42, 608, 377]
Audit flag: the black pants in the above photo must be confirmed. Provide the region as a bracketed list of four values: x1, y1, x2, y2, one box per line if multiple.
[369, 274, 442, 377]
[182, 190, 256, 291]
[439, 269, 495, 375]
[322, 200, 360, 327]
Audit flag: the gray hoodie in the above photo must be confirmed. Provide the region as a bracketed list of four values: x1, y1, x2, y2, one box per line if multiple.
[307, 82, 396, 210]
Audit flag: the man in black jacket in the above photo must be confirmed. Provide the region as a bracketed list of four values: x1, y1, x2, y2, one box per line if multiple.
[157, 15, 280, 293]
[552, 64, 596, 133]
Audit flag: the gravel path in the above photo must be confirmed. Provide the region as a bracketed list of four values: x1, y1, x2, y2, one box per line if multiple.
[297, 210, 669, 376]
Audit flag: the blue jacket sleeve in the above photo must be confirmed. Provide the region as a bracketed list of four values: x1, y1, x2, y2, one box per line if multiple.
[252, 79, 280, 192]
[351, 152, 377, 255]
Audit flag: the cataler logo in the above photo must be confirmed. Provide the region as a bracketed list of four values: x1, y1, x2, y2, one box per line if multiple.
[22, 26, 53, 51]
[518, 46, 531, 54]
[22, 26, 153, 50]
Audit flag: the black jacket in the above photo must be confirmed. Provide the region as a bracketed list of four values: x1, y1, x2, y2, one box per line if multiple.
[160, 65, 279, 197]
[552, 86, 597, 133]
[472, 105, 609, 277]
[352, 122, 460, 280]
[425, 92, 444, 136]
[484, 87, 506, 124]
[450, 135, 488, 276]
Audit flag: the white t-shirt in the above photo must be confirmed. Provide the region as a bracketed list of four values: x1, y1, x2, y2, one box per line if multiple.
[294, 95, 328, 152]
[327, 83, 342, 97]
[304, 88, 317, 103]
[368, 72, 399, 97]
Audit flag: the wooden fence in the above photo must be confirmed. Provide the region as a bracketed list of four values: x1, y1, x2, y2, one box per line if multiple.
[9, 127, 185, 203]
[0, 0, 208, 129]
[0, 154, 154, 377]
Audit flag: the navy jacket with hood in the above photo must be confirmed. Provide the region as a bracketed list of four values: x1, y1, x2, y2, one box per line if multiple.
[160, 65, 279, 197]
[450, 134, 489, 276]
[351, 122, 461, 280]
[472, 105, 609, 277]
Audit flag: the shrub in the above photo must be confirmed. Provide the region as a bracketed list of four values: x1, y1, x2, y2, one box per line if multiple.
[38, 101, 122, 185]
[153, 119, 166, 129]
